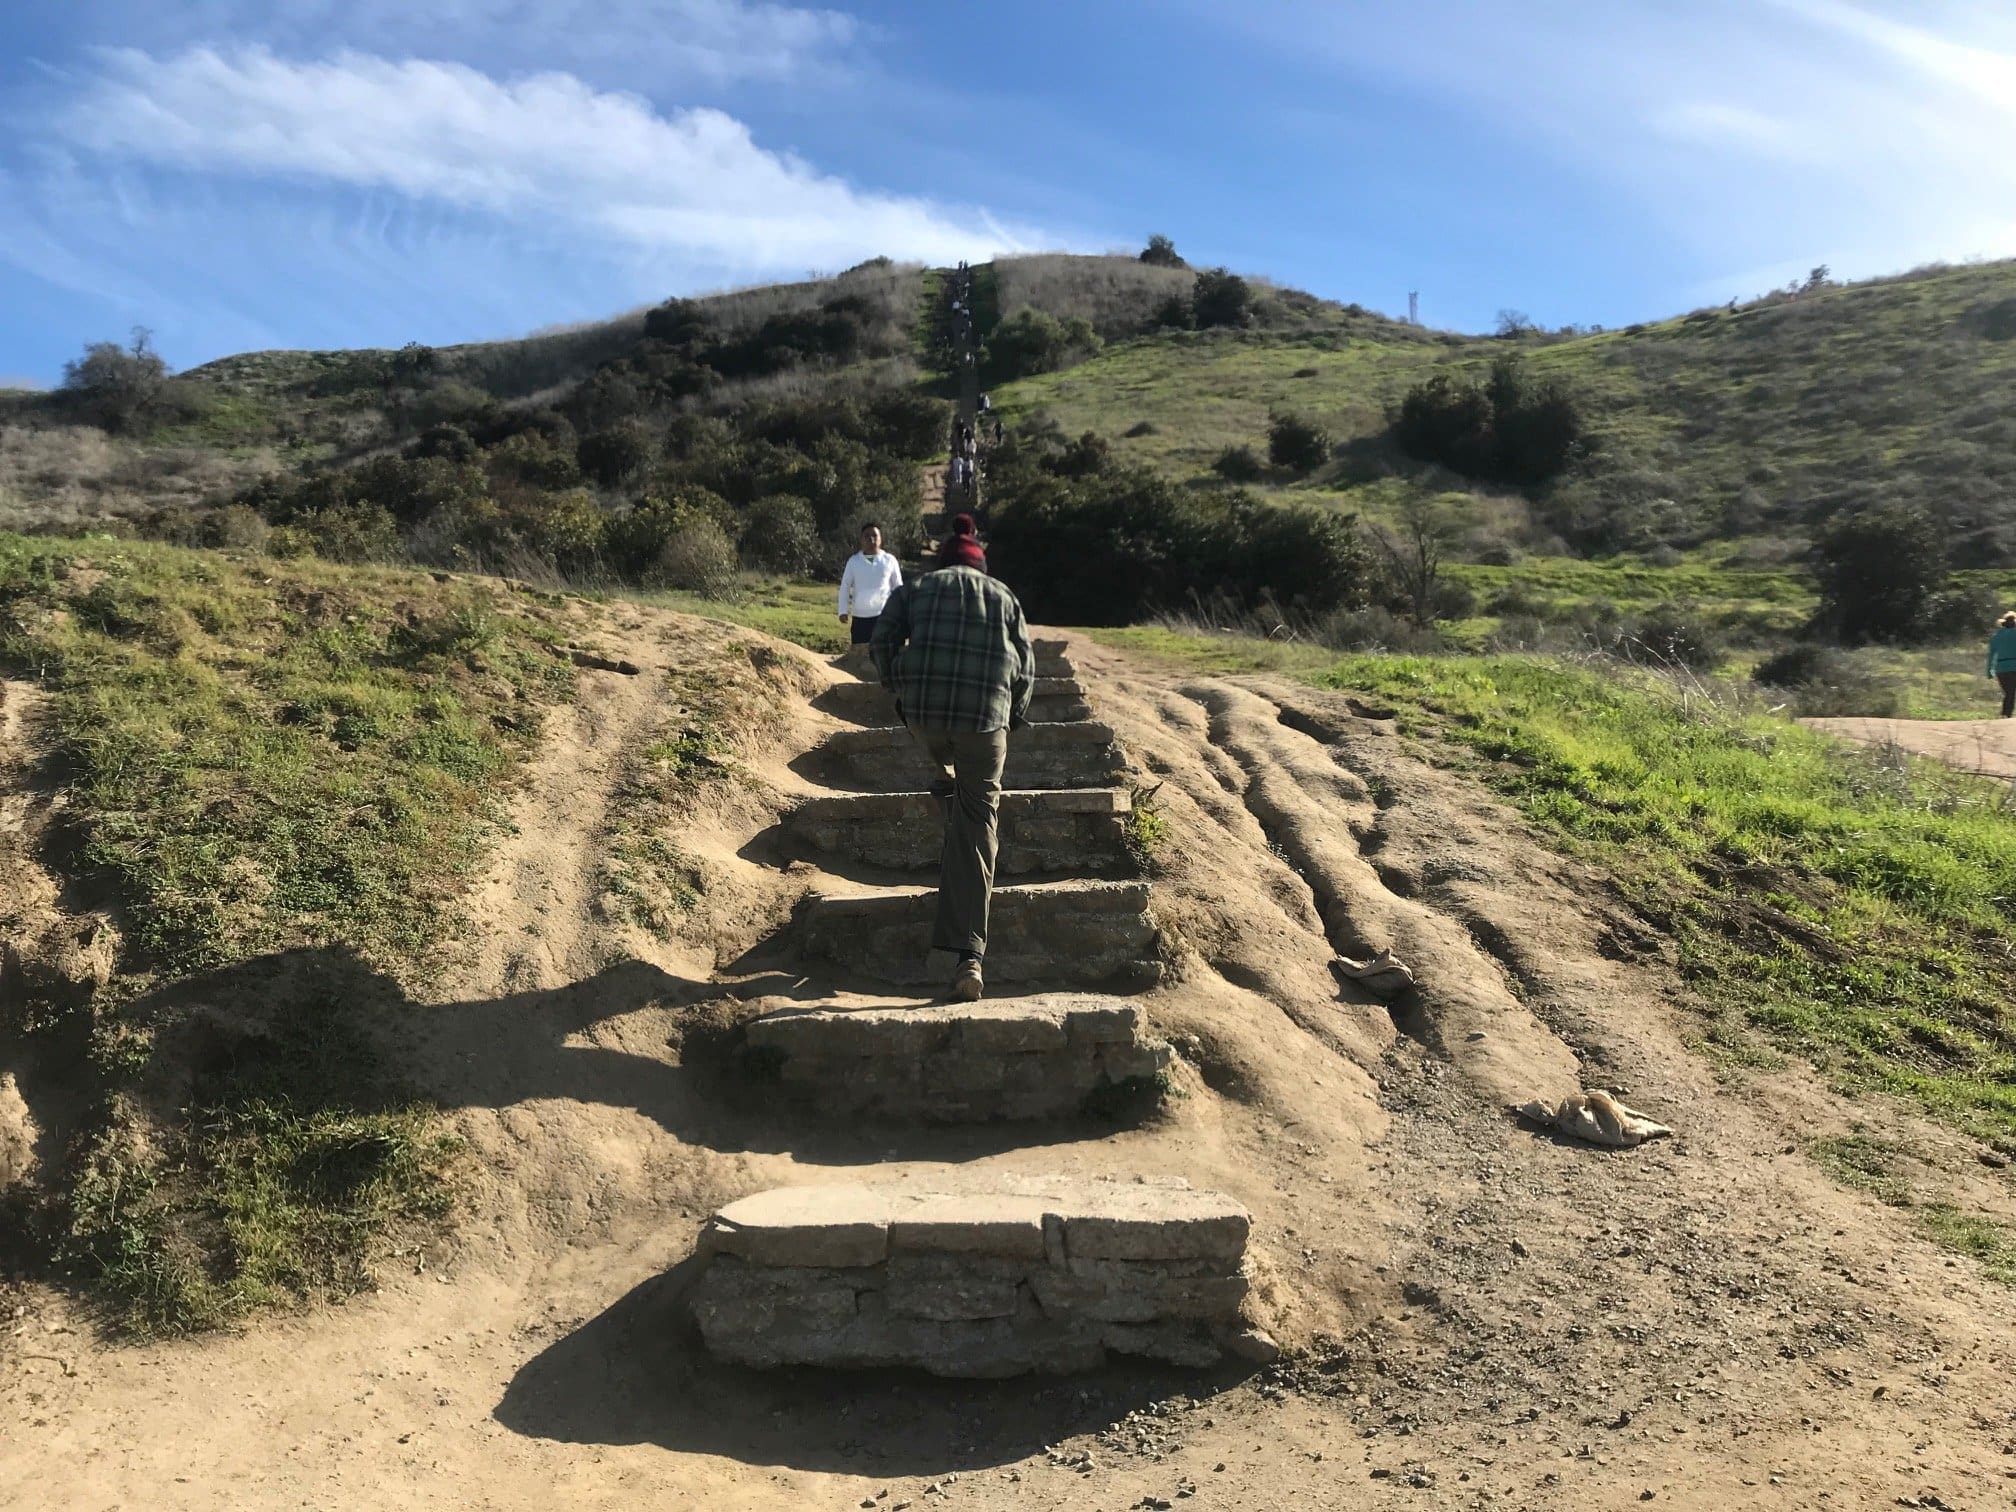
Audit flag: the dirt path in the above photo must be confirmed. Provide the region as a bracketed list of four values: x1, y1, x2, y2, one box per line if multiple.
[7, 625, 2016, 1509]
[1804, 714, 2016, 778]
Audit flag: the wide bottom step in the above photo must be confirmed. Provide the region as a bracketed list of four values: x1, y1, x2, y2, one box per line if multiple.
[746, 994, 1170, 1121]
[691, 1178, 1251, 1376]
[796, 881, 1159, 987]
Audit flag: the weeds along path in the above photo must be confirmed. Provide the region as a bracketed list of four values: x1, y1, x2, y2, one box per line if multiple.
[12, 622, 2016, 1510]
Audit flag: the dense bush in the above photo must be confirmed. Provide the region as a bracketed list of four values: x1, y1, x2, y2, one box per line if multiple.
[1267, 412, 1331, 474]
[737, 494, 822, 575]
[1753, 643, 1836, 688]
[576, 422, 653, 487]
[986, 459, 1369, 624]
[1813, 503, 1947, 642]
[1212, 445, 1264, 482]
[981, 310, 1100, 384]
[1394, 355, 1584, 486]
[1620, 611, 1721, 670]
[650, 520, 740, 596]
[1140, 235, 1187, 269]
[1190, 269, 1252, 330]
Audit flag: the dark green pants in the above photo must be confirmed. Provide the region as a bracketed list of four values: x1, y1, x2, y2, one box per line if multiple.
[917, 726, 1008, 958]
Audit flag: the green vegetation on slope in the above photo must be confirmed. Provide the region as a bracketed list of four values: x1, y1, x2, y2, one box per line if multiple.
[998, 259, 2016, 564]
[1099, 626, 2016, 1147]
[0, 535, 586, 1330]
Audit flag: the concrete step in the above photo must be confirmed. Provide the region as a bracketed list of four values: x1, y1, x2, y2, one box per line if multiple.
[783, 788, 1132, 876]
[796, 880, 1159, 989]
[690, 1177, 1253, 1375]
[816, 678, 1092, 728]
[745, 994, 1170, 1122]
[809, 722, 1125, 793]
[1033, 640, 1076, 680]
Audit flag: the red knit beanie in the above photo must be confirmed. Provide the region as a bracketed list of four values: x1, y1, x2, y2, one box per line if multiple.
[937, 513, 986, 571]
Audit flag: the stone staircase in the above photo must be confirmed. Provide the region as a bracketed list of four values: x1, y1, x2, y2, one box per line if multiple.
[688, 633, 1257, 1374]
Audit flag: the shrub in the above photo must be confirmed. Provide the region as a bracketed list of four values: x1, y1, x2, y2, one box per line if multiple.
[297, 502, 403, 562]
[981, 309, 1100, 384]
[1212, 445, 1264, 482]
[1190, 269, 1252, 329]
[1622, 612, 1722, 670]
[510, 488, 607, 570]
[738, 494, 822, 575]
[1753, 643, 1837, 689]
[1813, 503, 1947, 642]
[411, 424, 477, 463]
[576, 423, 653, 488]
[1393, 355, 1584, 486]
[987, 462, 1368, 624]
[650, 521, 740, 597]
[1267, 412, 1331, 474]
[605, 489, 735, 578]
[1123, 420, 1157, 438]
[1154, 295, 1193, 331]
[1139, 235, 1187, 269]
[197, 504, 270, 552]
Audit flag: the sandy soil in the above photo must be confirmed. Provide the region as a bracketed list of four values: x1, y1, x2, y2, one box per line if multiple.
[1804, 714, 2016, 779]
[5, 620, 2016, 1510]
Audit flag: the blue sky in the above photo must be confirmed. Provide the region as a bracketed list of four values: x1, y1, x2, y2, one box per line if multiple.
[3, 0, 2015, 385]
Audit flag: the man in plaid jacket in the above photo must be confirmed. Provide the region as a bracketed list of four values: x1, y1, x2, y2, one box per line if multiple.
[870, 514, 1035, 1001]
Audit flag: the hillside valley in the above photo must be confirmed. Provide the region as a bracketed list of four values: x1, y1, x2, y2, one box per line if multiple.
[7, 251, 2016, 1507]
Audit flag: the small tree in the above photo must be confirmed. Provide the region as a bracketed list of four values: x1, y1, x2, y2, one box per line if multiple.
[1267, 412, 1331, 475]
[1190, 268, 1252, 329]
[1140, 235, 1187, 269]
[62, 327, 169, 433]
[1374, 496, 1461, 626]
[1814, 503, 1947, 642]
[1494, 309, 1536, 338]
[1153, 294, 1193, 330]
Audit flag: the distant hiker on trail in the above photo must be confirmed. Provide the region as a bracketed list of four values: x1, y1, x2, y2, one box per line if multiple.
[978, 393, 991, 414]
[837, 522, 902, 646]
[870, 514, 1034, 1002]
[992, 418, 1004, 445]
[1988, 611, 2016, 717]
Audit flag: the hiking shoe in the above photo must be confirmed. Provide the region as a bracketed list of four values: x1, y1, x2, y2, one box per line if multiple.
[949, 957, 983, 1002]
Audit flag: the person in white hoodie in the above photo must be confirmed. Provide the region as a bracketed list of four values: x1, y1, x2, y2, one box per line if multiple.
[837, 522, 903, 645]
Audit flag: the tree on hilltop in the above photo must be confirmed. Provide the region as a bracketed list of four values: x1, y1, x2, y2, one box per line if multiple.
[1140, 234, 1187, 269]
[62, 327, 169, 433]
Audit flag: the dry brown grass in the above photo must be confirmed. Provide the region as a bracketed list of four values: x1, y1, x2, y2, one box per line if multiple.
[0, 422, 275, 529]
[993, 253, 1195, 338]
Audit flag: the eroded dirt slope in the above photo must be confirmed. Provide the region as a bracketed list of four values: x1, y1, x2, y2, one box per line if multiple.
[3, 619, 2014, 1511]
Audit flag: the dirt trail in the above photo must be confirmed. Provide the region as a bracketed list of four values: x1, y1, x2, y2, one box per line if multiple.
[7, 622, 2016, 1510]
[1805, 713, 2016, 778]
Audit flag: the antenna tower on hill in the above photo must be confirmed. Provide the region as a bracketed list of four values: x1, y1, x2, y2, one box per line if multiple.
[1408, 291, 1419, 325]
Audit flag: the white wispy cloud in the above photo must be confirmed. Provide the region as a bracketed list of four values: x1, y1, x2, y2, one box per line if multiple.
[68, 0, 858, 84]
[51, 46, 1036, 271]
[1200, 0, 2016, 292]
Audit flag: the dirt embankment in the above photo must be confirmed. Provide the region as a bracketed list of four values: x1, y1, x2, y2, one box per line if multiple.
[5, 617, 2015, 1510]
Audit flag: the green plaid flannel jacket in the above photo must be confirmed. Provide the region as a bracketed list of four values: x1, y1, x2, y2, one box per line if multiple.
[870, 567, 1035, 732]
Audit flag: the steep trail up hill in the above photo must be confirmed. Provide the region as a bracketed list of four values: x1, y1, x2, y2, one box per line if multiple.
[6, 614, 2016, 1509]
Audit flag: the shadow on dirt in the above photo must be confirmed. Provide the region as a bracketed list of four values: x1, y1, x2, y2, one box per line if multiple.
[492, 1259, 1253, 1474]
[113, 947, 1109, 1172]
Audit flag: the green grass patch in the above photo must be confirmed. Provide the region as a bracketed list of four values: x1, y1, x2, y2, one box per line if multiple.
[1, 534, 581, 1331]
[627, 576, 847, 654]
[0, 535, 576, 971]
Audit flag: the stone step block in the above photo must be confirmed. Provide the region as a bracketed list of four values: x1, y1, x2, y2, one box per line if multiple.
[782, 788, 1132, 876]
[817, 678, 1092, 728]
[811, 721, 1124, 793]
[745, 993, 1170, 1121]
[690, 1178, 1252, 1375]
[795, 881, 1159, 988]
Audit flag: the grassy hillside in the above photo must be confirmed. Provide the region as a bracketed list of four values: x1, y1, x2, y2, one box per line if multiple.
[995, 259, 2016, 564]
